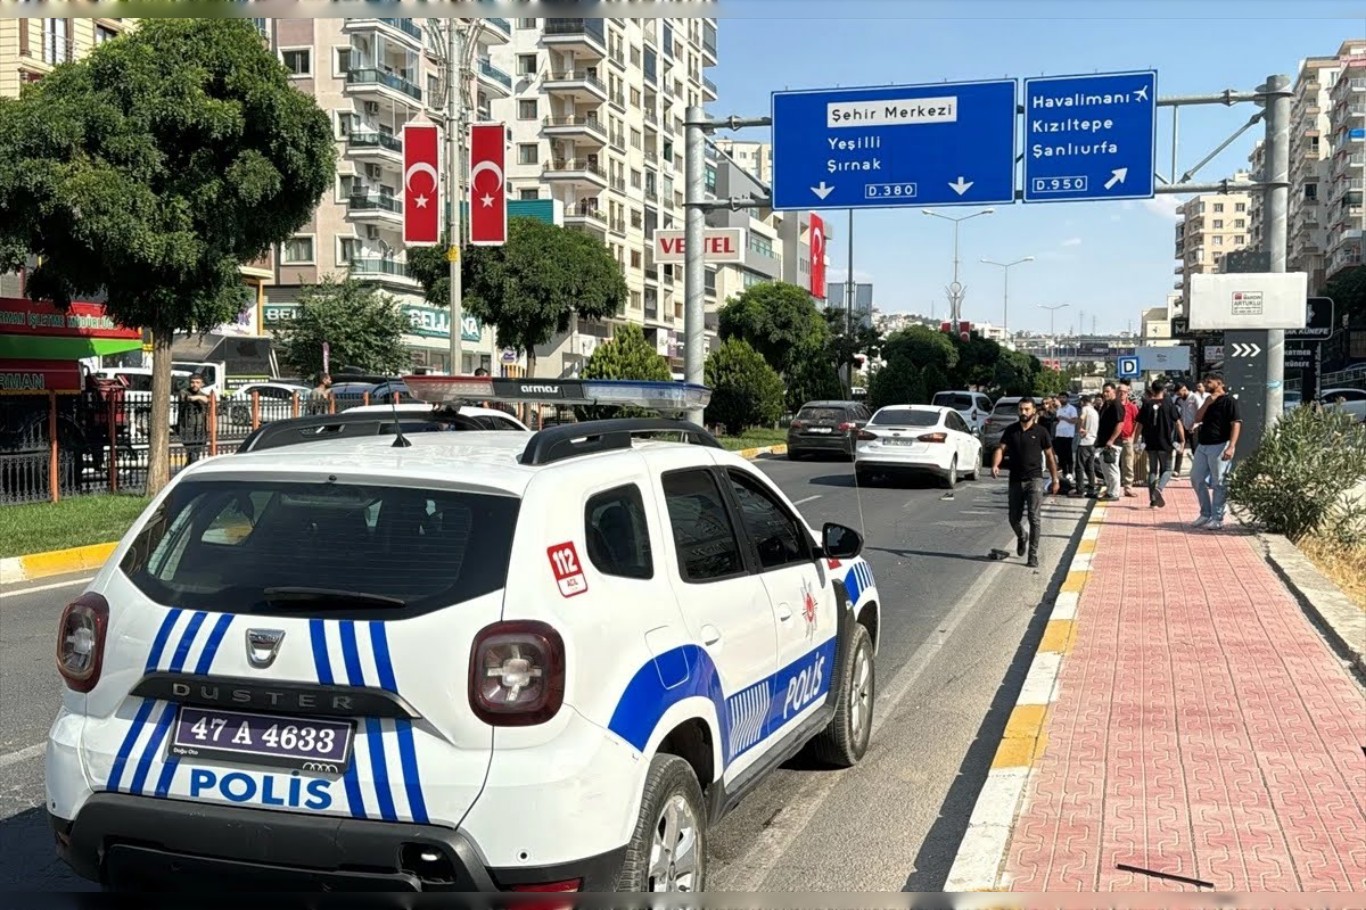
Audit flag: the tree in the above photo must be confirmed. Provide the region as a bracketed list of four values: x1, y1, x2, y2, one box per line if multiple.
[868, 360, 926, 411]
[0, 19, 336, 494]
[408, 218, 626, 377]
[1034, 366, 1069, 396]
[704, 339, 785, 435]
[920, 364, 950, 399]
[275, 278, 410, 380]
[785, 349, 844, 413]
[577, 323, 670, 420]
[717, 281, 827, 376]
[882, 324, 958, 375]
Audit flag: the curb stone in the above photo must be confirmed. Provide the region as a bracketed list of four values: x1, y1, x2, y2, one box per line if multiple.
[1255, 531, 1366, 681]
[0, 445, 789, 587]
[943, 498, 1105, 892]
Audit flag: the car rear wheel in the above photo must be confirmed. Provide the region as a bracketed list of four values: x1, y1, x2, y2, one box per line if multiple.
[941, 456, 958, 489]
[615, 754, 707, 892]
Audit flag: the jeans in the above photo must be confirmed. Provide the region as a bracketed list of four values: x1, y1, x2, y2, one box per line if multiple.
[1099, 445, 1122, 498]
[1008, 478, 1045, 560]
[1191, 442, 1233, 520]
[1147, 450, 1174, 500]
[1054, 436, 1075, 486]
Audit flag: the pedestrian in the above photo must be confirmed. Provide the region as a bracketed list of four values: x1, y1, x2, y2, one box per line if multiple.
[1096, 382, 1125, 501]
[177, 373, 211, 466]
[991, 397, 1061, 569]
[1173, 382, 1198, 476]
[1117, 381, 1139, 497]
[1053, 391, 1079, 494]
[1075, 394, 1100, 497]
[1190, 372, 1242, 531]
[1136, 379, 1185, 508]
[310, 373, 333, 416]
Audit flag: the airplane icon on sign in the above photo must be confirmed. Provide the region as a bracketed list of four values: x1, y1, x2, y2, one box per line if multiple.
[1134, 86, 1149, 102]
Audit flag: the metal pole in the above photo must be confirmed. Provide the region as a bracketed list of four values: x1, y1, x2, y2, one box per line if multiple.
[684, 105, 707, 424]
[446, 20, 464, 375]
[845, 210, 854, 336]
[1264, 73, 1290, 426]
[951, 220, 961, 335]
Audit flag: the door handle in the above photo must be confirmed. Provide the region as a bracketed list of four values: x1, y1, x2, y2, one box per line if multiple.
[700, 625, 722, 646]
[776, 604, 793, 622]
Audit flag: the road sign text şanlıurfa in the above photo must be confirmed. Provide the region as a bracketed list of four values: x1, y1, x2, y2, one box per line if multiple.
[769, 80, 1017, 211]
[1022, 71, 1157, 203]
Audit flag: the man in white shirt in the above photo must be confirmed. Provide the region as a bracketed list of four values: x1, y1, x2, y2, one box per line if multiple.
[1074, 394, 1101, 497]
[1053, 391, 1079, 492]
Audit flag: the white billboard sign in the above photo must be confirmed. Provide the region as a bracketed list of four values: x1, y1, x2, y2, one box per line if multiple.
[653, 228, 746, 263]
[1188, 272, 1309, 330]
[1136, 345, 1191, 372]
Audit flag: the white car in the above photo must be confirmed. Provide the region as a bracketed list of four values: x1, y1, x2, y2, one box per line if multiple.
[854, 404, 983, 488]
[930, 390, 993, 434]
[46, 377, 881, 893]
[1318, 387, 1366, 422]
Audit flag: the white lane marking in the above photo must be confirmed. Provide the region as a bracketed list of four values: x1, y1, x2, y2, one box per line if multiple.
[793, 495, 823, 506]
[0, 742, 45, 771]
[1, 576, 94, 599]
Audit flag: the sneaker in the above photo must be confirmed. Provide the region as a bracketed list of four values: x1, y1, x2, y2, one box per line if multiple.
[1016, 535, 1027, 557]
[1205, 520, 1224, 531]
[1154, 490, 1167, 508]
[1027, 555, 1040, 569]
[1192, 516, 1211, 528]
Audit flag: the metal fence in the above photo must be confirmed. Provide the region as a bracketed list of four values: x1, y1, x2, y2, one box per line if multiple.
[0, 390, 404, 506]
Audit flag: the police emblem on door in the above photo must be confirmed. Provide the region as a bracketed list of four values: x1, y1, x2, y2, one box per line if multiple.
[801, 580, 818, 639]
[246, 629, 285, 669]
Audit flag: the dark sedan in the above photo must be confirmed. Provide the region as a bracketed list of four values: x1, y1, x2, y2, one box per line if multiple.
[787, 400, 871, 460]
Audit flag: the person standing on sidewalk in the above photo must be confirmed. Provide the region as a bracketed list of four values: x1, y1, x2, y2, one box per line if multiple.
[1053, 391, 1078, 494]
[1173, 382, 1199, 477]
[1190, 373, 1242, 531]
[1074, 394, 1100, 497]
[1136, 380, 1185, 508]
[176, 374, 211, 466]
[1096, 383, 1125, 501]
[1116, 381, 1139, 497]
[991, 397, 1061, 568]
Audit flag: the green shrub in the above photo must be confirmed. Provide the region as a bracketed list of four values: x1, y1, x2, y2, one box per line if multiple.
[868, 358, 926, 411]
[1228, 404, 1366, 543]
[704, 339, 785, 435]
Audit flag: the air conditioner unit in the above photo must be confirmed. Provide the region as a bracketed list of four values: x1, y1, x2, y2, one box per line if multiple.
[364, 225, 381, 240]
[364, 101, 380, 115]
[365, 164, 383, 180]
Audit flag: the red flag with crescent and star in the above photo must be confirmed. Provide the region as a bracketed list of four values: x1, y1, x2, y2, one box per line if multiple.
[809, 213, 827, 300]
[402, 122, 440, 247]
[469, 123, 507, 246]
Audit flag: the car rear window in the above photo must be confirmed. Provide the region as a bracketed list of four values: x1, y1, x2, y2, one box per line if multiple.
[796, 407, 847, 423]
[932, 393, 974, 411]
[870, 409, 940, 427]
[992, 401, 1021, 417]
[119, 479, 520, 617]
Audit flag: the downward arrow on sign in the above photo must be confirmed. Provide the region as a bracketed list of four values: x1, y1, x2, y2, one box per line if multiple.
[948, 177, 973, 196]
[810, 182, 835, 200]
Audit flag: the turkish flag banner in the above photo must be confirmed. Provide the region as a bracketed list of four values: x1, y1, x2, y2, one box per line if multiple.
[402, 123, 441, 246]
[808, 214, 827, 300]
[469, 123, 507, 246]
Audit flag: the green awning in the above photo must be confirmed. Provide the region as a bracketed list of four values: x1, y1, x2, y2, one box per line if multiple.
[0, 335, 144, 360]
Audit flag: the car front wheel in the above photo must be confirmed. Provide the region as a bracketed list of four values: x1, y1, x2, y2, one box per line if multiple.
[615, 754, 707, 892]
[806, 623, 875, 768]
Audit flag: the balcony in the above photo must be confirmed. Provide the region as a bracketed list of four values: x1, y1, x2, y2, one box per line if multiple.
[475, 17, 512, 45]
[565, 201, 608, 235]
[543, 158, 609, 189]
[542, 18, 607, 58]
[346, 68, 422, 104]
[610, 217, 626, 235]
[346, 130, 403, 164]
[348, 192, 403, 223]
[544, 69, 609, 104]
[611, 176, 626, 193]
[477, 58, 513, 96]
[703, 77, 717, 100]
[344, 18, 424, 49]
[701, 22, 717, 65]
[643, 109, 659, 130]
[543, 115, 607, 145]
[348, 257, 418, 286]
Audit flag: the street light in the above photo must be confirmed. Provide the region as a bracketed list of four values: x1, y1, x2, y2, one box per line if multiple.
[1038, 304, 1070, 365]
[922, 208, 995, 335]
[980, 256, 1035, 345]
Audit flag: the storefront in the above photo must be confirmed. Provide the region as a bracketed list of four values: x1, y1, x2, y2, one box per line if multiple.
[0, 297, 143, 394]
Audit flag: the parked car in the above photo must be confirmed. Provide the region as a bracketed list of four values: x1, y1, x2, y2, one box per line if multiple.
[981, 396, 1025, 461]
[854, 404, 983, 488]
[930, 390, 993, 434]
[222, 381, 313, 427]
[786, 400, 872, 461]
[1318, 387, 1366, 422]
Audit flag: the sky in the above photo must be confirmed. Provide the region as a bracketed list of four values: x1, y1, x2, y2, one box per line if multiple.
[710, 0, 1366, 334]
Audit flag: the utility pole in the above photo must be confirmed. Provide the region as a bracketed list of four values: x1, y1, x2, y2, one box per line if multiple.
[923, 207, 994, 335]
[981, 255, 1034, 344]
[683, 105, 707, 424]
[1262, 73, 1291, 426]
[845, 210, 855, 335]
[446, 20, 465, 375]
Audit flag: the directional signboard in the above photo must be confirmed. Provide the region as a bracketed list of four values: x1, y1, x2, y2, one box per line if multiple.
[770, 80, 1018, 210]
[1022, 71, 1157, 204]
[1288, 296, 1334, 341]
[1116, 355, 1141, 379]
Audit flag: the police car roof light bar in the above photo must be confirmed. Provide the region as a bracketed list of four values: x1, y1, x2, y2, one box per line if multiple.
[403, 376, 712, 412]
[520, 419, 721, 466]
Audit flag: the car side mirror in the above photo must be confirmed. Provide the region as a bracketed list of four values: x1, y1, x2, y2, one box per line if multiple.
[822, 522, 863, 559]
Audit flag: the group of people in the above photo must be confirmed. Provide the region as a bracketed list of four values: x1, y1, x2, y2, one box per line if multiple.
[992, 373, 1244, 567]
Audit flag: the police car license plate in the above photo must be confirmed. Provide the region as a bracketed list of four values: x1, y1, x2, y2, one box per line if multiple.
[169, 706, 355, 773]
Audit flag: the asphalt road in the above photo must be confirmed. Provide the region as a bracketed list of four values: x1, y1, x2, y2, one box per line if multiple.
[0, 456, 1090, 892]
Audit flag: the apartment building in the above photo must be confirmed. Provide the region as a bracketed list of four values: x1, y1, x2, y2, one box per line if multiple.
[1172, 173, 1253, 305]
[1326, 42, 1366, 283]
[826, 282, 874, 330]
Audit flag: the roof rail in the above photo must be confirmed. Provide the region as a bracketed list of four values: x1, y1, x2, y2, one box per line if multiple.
[519, 419, 720, 466]
[236, 410, 479, 453]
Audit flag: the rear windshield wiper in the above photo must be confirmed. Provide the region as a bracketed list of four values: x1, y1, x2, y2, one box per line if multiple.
[262, 587, 408, 609]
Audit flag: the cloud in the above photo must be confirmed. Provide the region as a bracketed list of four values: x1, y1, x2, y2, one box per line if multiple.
[1141, 196, 1184, 222]
[1061, 237, 1083, 247]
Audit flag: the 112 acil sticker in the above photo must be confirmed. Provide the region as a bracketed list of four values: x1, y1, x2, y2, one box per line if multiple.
[547, 542, 588, 598]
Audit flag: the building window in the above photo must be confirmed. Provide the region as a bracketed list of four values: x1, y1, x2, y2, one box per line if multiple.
[518, 54, 537, 76]
[1213, 203, 1224, 213]
[43, 19, 69, 65]
[630, 87, 642, 108]
[519, 188, 540, 201]
[518, 99, 538, 120]
[630, 46, 641, 68]
[283, 236, 315, 264]
[517, 18, 536, 28]
[631, 209, 643, 229]
[631, 250, 643, 269]
[1213, 219, 1224, 229]
[631, 129, 642, 150]
[631, 291, 642, 309]
[280, 48, 312, 77]
[631, 169, 642, 188]
[95, 25, 118, 45]
[1235, 202, 1247, 212]
[335, 47, 351, 75]
[518, 144, 538, 165]
[1235, 218, 1246, 228]
[1213, 236, 1223, 247]
[338, 237, 360, 265]
[1235, 235, 1246, 245]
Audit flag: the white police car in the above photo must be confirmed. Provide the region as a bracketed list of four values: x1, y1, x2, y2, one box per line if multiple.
[46, 378, 881, 893]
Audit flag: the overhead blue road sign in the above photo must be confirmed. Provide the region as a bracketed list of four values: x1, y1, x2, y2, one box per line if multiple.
[1022, 70, 1157, 204]
[1116, 355, 1141, 379]
[770, 80, 1018, 211]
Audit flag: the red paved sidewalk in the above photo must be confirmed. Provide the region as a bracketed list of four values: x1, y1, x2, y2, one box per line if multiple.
[1004, 486, 1366, 891]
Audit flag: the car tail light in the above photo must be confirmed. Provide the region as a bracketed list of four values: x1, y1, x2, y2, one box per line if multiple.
[918, 432, 948, 443]
[469, 621, 565, 726]
[789, 420, 806, 430]
[57, 593, 109, 693]
[838, 421, 857, 431]
[508, 880, 582, 892]
[857, 430, 877, 441]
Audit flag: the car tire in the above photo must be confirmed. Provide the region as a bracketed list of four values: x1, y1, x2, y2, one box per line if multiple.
[806, 623, 875, 768]
[941, 456, 958, 489]
[854, 468, 876, 486]
[787, 449, 803, 460]
[614, 754, 708, 892]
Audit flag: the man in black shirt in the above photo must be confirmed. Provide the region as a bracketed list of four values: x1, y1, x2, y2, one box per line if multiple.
[1136, 380, 1185, 509]
[1190, 372, 1242, 530]
[991, 397, 1061, 568]
[1094, 383, 1126, 501]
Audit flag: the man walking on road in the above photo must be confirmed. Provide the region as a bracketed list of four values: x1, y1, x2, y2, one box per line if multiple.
[992, 397, 1061, 569]
[1053, 391, 1078, 494]
[1096, 383, 1125, 501]
[1136, 380, 1185, 508]
[1191, 372, 1242, 531]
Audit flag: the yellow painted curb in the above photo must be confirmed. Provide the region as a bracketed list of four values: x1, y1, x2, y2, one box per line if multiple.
[991, 704, 1051, 770]
[1060, 570, 1091, 593]
[1038, 619, 1076, 654]
[3, 542, 117, 584]
[1077, 539, 1096, 555]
